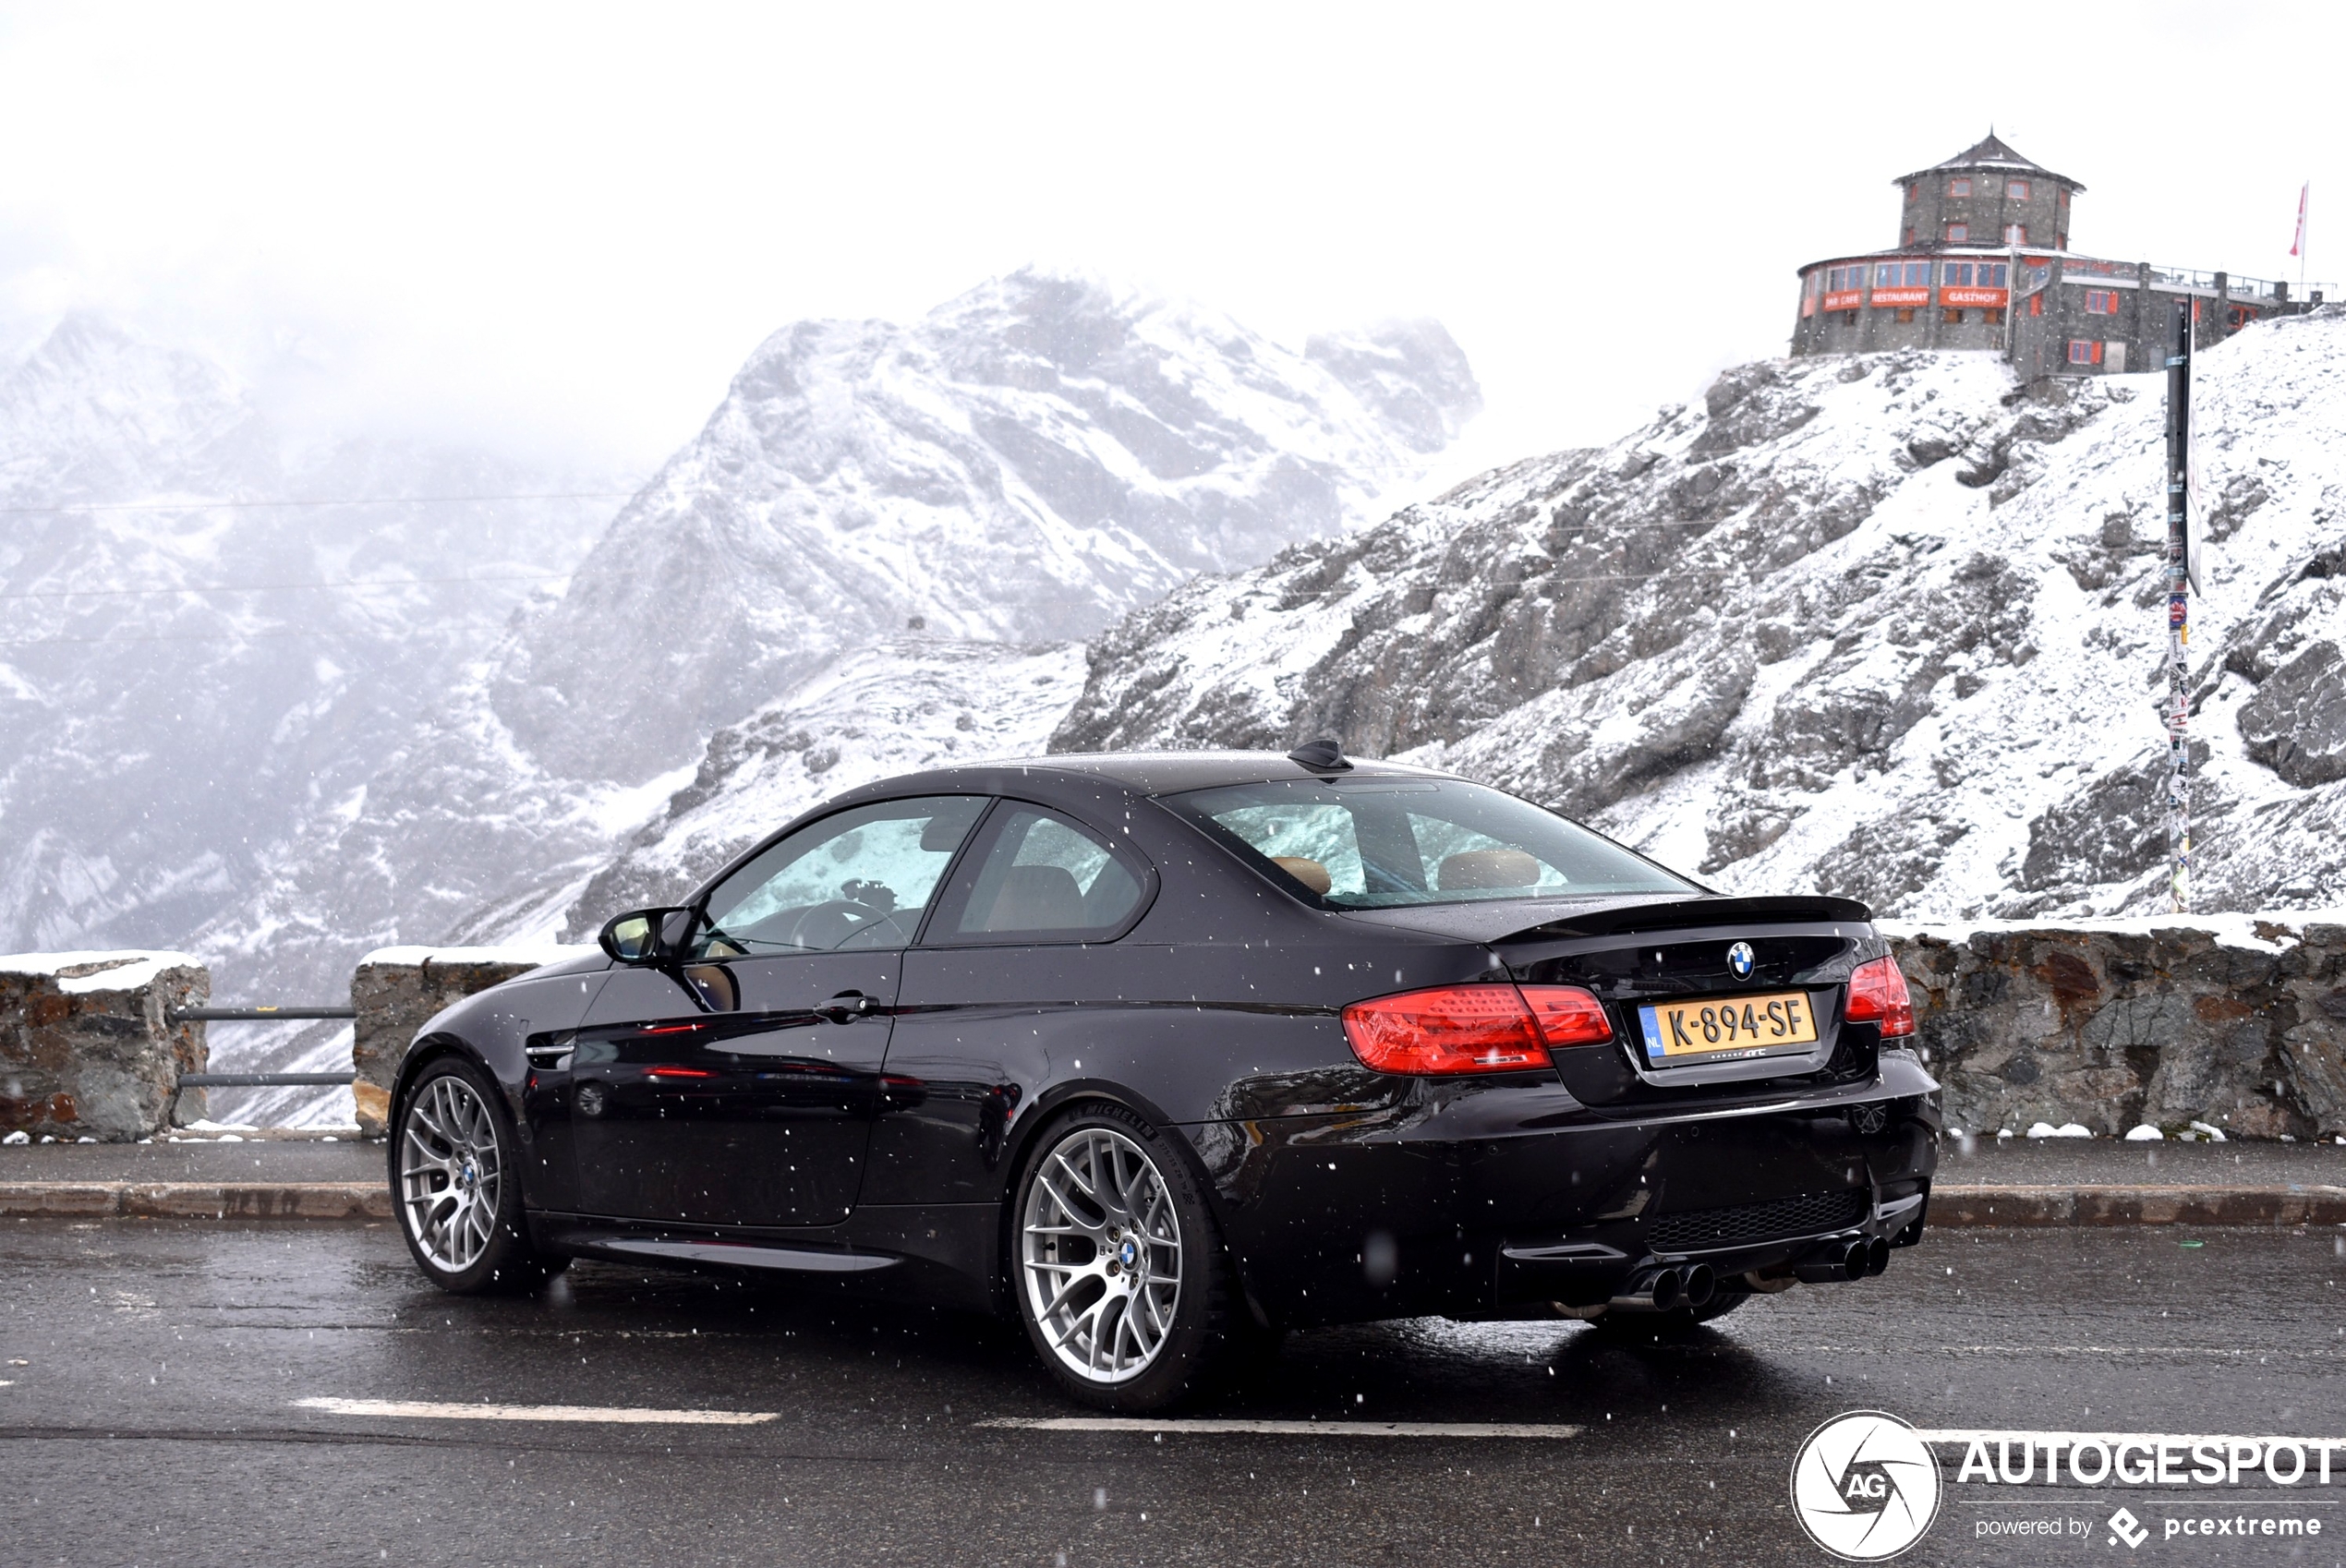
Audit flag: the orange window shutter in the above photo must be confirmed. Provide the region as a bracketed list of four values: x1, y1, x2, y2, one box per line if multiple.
[2092, 342, 2104, 364]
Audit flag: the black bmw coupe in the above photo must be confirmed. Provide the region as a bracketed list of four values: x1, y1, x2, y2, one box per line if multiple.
[388, 746, 1939, 1409]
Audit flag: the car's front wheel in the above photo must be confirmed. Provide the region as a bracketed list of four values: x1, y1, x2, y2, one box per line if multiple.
[391, 1056, 563, 1295]
[1011, 1103, 1241, 1410]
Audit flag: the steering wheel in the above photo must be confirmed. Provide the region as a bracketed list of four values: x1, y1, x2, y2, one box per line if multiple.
[785, 899, 887, 951]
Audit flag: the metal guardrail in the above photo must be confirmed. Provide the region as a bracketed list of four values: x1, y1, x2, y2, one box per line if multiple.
[166, 1007, 362, 1125]
[168, 1006, 357, 1023]
[177, 1072, 356, 1089]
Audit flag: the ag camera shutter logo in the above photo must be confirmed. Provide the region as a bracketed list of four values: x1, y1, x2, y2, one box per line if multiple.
[1791, 1411, 1942, 1561]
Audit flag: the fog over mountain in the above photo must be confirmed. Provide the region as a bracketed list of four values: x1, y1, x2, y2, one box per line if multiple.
[0, 314, 611, 965]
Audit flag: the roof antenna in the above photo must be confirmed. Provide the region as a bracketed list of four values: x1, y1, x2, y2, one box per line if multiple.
[1287, 737, 1351, 772]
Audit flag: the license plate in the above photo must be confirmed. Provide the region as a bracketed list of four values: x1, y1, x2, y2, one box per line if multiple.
[1637, 991, 1818, 1065]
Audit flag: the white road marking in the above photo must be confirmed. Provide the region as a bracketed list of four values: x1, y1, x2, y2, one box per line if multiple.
[294, 1397, 775, 1425]
[974, 1417, 1582, 1439]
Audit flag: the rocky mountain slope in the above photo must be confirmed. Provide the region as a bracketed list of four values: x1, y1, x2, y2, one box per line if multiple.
[0, 315, 611, 962]
[1054, 308, 2346, 918]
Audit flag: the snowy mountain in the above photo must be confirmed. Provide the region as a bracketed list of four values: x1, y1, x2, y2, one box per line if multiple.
[1054, 308, 2346, 918]
[493, 269, 1479, 778]
[188, 271, 1480, 1053]
[0, 315, 612, 965]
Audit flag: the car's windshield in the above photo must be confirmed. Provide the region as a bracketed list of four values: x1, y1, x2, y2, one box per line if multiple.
[1164, 776, 1698, 909]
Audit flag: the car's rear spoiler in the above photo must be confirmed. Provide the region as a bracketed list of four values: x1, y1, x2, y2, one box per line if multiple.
[1497, 894, 1875, 944]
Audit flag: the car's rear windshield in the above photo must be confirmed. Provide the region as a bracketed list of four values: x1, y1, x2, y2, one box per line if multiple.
[1163, 776, 1698, 909]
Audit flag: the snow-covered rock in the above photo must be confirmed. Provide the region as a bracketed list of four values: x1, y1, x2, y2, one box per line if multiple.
[1055, 309, 2346, 919]
[0, 947, 209, 1140]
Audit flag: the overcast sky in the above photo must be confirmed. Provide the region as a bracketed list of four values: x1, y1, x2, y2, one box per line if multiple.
[2, 2, 2339, 487]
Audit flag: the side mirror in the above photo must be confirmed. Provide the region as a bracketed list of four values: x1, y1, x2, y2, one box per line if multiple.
[599, 906, 696, 965]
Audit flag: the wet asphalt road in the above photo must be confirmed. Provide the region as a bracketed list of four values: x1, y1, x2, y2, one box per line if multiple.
[3, 1218, 2343, 1567]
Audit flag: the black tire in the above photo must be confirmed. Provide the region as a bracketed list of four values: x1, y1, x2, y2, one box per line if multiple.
[1008, 1102, 1243, 1411]
[1590, 1284, 1751, 1340]
[389, 1055, 565, 1296]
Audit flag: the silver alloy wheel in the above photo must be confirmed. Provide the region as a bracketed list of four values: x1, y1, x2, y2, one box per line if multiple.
[398, 1073, 502, 1273]
[1021, 1125, 1184, 1383]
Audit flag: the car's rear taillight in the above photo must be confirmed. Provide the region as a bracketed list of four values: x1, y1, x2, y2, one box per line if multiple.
[1342, 983, 1613, 1075]
[1518, 984, 1614, 1047]
[1844, 955, 1915, 1038]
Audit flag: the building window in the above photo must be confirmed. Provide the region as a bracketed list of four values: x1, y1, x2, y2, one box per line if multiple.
[1896, 308, 1916, 323]
[1985, 307, 2005, 325]
[1982, 262, 2009, 286]
[2007, 179, 2031, 199]
[1843, 310, 1858, 325]
[2085, 289, 2120, 315]
[1905, 182, 1918, 204]
[1949, 176, 1973, 197]
[2003, 223, 2027, 245]
[1943, 308, 1965, 324]
[2067, 339, 2104, 366]
[1945, 223, 1970, 243]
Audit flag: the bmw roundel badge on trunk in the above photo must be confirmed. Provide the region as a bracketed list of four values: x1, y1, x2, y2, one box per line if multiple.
[1728, 941, 1756, 980]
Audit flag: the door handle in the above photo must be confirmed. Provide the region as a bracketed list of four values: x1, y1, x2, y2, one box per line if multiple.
[814, 992, 881, 1025]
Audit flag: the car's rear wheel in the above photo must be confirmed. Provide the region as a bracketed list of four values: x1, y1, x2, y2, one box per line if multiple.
[1012, 1103, 1240, 1410]
[392, 1056, 563, 1295]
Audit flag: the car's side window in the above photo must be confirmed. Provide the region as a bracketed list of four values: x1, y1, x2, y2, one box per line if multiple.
[695, 796, 990, 957]
[929, 803, 1153, 943]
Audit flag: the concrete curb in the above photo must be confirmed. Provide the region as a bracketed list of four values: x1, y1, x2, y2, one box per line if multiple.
[1930, 1183, 2346, 1227]
[4, 1180, 2344, 1229]
[0, 1181, 392, 1220]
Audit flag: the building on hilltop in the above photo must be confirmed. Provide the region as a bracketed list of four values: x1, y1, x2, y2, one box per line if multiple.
[1791, 132, 2328, 377]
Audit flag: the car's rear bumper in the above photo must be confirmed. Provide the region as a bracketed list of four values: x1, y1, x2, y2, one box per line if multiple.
[1182, 1051, 1940, 1326]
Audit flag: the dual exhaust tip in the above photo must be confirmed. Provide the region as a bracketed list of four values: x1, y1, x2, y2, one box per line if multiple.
[1794, 1236, 1891, 1284]
[1607, 1236, 1890, 1312]
[1609, 1261, 1717, 1314]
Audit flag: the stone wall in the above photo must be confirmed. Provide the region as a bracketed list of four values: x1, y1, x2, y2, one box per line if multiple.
[350, 945, 598, 1135]
[0, 951, 209, 1141]
[1887, 914, 2346, 1140]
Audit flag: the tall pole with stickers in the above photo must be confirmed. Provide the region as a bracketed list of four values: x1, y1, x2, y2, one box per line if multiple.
[2162, 300, 2194, 913]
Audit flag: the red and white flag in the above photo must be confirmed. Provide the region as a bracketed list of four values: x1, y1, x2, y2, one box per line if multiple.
[2291, 182, 2308, 258]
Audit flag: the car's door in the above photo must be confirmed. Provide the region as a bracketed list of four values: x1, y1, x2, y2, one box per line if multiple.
[569, 794, 990, 1227]
[868, 800, 1158, 1204]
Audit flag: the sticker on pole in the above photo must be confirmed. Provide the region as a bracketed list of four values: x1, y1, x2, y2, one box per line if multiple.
[1789, 1410, 1942, 1561]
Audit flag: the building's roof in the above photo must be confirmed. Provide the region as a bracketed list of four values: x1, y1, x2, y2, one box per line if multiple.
[1895, 130, 2083, 192]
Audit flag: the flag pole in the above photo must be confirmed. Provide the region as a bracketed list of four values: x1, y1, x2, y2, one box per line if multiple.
[2163, 300, 2194, 914]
